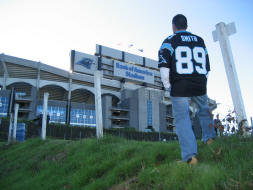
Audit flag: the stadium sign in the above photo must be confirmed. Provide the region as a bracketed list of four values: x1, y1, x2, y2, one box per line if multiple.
[114, 61, 154, 84]
[70, 50, 97, 75]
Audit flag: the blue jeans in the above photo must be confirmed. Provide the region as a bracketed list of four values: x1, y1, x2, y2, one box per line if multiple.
[171, 94, 216, 162]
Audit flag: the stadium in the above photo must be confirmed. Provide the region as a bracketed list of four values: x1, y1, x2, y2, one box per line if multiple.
[0, 44, 217, 134]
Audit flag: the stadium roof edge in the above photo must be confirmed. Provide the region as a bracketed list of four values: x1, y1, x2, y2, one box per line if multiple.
[0, 53, 69, 78]
[0, 53, 121, 89]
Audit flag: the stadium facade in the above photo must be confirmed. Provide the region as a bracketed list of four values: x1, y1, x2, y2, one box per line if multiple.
[0, 44, 217, 133]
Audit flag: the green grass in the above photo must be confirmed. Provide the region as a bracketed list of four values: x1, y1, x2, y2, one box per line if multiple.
[0, 136, 253, 190]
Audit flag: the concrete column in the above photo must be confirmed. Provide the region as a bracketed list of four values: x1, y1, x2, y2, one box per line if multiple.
[0, 58, 8, 90]
[159, 103, 167, 133]
[213, 22, 247, 124]
[34, 62, 40, 121]
[3, 73, 7, 90]
[94, 71, 103, 138]
[41, 93, 49, 140]
[36, 62, 41, 90]
[138, 88, 148, 131]
[29, 86, 38, 120]
[13, 104, 19, 141]
[102, 95, 112, 129]
[128, 90, 139, 131]
[150, 90, 163, 132]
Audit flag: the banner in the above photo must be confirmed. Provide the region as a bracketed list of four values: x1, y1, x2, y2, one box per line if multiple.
[114, 61, 154, 84]
[70, 50, 97, 75]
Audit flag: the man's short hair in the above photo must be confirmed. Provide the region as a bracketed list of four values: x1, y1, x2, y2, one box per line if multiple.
[172, 14, 188, 30]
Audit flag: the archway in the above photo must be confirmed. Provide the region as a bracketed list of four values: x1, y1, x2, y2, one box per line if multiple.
[71, 88, 95, 105]
[0, 84, 8, 118]
[7, 82, 33, 97]
[39, 85, 68, 101]
[38, 85, 69, 124]
[6, 82, 34, 119]
[70, 88, 95, 126]
[102, 93, 120, 107]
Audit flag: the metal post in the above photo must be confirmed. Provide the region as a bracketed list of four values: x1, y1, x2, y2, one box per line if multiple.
[66, 78, 72, 125]
[251, 117, 253, 135]
[42, 93, 49, 140]
[13, 104, 19, 141]
[212, 22, 247, 125]
[8, 113, 13, 143]
[94, 71, 103, 138]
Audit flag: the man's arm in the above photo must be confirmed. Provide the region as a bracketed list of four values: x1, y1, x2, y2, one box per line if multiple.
[160, 67, 171, 90]
[158, 39, 173, 90]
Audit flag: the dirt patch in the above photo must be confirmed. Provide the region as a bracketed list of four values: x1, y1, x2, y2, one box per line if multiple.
[45, 150, 68, 163]
[110, 177, 138, 190]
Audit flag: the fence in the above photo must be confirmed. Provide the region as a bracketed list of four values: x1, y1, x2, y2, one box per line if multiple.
[0, 118, 178, 142]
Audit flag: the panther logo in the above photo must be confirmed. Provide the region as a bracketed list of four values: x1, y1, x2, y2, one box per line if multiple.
[76, 58, 95, 69]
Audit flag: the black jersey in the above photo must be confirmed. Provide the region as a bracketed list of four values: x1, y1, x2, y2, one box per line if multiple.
[158, 31, 210, 97]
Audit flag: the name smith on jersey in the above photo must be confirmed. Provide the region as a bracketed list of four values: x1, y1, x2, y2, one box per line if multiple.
[181, 35, 198, 42]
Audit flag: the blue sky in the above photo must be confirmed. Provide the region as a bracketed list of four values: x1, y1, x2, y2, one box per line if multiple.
[0, 0, 253, 122]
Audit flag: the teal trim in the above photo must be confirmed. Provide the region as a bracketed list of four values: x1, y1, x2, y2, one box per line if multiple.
[175, 30, 191, 34]
[160, 43, 174, 56]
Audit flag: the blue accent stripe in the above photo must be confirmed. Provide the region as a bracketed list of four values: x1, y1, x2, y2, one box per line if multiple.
[159, 55, 167, 64]
[175, 30, 191, 34]
[167, 34, 175, 40]
[147, 100, 152, 126]
[205, 48, 208, 55]
[160, 43, 174, 55]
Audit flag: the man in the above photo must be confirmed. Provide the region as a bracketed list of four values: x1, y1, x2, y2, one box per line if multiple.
[214, 114, 223, 136]
[158, 14, 216, 165]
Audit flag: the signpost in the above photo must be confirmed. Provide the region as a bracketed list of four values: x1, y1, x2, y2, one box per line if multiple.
[94, 71, 103, 138]
[212, 22, 248, 126]
[8, 113, 13, 143]
[13, 104, 19, 141]
[42, 92, 49, 140]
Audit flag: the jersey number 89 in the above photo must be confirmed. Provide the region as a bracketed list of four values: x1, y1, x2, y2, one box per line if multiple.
[175, 46, 207, 75]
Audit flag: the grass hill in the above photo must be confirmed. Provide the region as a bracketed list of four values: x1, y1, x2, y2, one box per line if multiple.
[0, 136, 253, 190]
